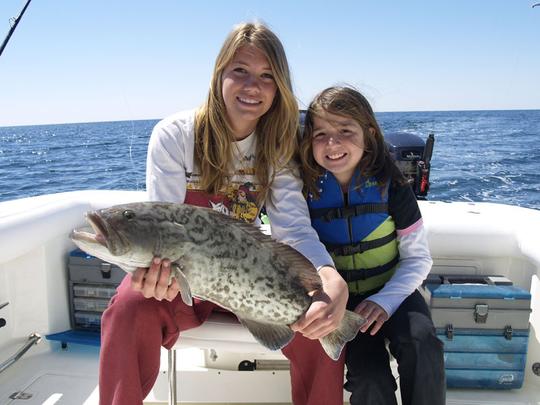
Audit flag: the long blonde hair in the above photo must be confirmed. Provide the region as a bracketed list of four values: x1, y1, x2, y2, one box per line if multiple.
[194, 22, 299, 204]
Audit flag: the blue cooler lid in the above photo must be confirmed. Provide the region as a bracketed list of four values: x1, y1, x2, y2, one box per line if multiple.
[430, 284, 531, 300]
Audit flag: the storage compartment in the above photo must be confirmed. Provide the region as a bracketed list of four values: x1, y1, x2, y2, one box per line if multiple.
[73, 311, 102, 330]
[73, 297, 110, 313]
[73, 284, 117, 299]
[422, 274, 531, 389]
[68, 249, 124, 331]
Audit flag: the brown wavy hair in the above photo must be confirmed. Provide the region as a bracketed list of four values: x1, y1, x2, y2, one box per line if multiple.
[300, 86, 404, 198]
[194, 22, 299, 204]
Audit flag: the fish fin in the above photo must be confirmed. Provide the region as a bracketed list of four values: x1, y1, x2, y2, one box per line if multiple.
[269, 244, 322, 292]
[171, 263, 193, 306]
[239, 318, 294, 351]
[319, 310, 365, 360]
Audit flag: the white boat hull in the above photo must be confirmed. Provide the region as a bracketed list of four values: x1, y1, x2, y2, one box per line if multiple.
[0, 191, 539, 404]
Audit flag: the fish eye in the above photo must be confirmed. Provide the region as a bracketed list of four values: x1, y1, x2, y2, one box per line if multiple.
[123, 210, 136, 220]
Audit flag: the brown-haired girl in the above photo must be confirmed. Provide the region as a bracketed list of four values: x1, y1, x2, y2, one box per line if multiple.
[300, 86, 445, 405]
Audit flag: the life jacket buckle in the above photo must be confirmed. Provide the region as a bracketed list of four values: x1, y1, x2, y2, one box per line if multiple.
[322, 207, 342, 222]
[341, 245, 355, 256]
[321, 212, 331, 222]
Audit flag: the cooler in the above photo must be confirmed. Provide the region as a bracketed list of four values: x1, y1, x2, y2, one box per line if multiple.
[423, 275, 531, 389]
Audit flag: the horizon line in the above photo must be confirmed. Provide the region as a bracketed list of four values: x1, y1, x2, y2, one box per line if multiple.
[1, 107, 540, 128]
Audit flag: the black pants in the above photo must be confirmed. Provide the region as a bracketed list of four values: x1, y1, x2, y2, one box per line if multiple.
[344, 290, 446, 405]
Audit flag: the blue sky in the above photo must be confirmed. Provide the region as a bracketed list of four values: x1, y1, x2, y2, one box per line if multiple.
[0, 0, 539, 126]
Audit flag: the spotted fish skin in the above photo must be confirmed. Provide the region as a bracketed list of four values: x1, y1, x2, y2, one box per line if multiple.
[184, 254, 309, 324]
[70, 202, 364, 360]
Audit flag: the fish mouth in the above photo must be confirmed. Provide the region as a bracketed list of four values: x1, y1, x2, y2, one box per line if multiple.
[86, 212, 109, 247]
[70, 211, 127, 255]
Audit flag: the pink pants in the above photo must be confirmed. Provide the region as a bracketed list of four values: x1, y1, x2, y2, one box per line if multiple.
[99, 275, 345, 405]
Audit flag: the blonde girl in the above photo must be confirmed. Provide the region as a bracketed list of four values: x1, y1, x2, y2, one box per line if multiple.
[99, 24, 348, 405]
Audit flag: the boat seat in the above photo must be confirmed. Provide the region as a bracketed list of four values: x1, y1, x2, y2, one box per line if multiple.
[167, 312, 398, 404]
[171, 311, 277, 353]
[167, 312, 283, 405]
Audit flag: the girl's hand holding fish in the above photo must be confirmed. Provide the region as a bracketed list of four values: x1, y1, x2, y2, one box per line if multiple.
[290, 266, 348, 340]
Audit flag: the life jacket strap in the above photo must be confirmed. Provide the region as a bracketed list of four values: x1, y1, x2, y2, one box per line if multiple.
[310, 203, 388, 222]
[338, 255, 400, 282]
[325, 231, 397, 256]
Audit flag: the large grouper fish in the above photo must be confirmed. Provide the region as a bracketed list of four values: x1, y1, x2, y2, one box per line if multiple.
[70, 202, 365, 360]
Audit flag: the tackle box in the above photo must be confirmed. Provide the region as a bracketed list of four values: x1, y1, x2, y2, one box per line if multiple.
[68, 249, 124, 331]
[422, 274, 531, 389]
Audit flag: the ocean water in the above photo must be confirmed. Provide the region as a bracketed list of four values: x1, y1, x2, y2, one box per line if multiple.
[1, 110, 539, 209]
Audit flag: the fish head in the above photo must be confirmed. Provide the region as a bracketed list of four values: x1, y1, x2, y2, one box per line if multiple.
[70, 202, 189, 268]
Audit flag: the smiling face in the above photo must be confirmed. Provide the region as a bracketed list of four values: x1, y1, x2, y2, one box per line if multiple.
[221, 45, 277, 140]
[311, 110, 366, 189]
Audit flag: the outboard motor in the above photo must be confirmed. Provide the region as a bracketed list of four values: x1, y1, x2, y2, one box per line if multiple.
[384, 133, 434, 200]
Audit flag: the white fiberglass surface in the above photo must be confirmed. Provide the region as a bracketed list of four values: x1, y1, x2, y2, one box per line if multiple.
[0, 345, 99, 405]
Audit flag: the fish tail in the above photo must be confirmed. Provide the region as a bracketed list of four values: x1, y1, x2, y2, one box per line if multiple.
[319, 310, 365, 361]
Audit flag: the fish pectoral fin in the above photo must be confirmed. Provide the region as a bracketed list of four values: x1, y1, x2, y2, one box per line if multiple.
[239, 318, 294, 351]
[171, 263, 193, 306]
[319, 310, 365, 361]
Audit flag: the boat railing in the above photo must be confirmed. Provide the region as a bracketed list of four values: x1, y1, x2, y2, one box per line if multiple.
[0, 333, 41, 375]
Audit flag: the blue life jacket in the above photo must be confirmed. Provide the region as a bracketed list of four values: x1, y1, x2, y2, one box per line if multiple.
[308, 169, 399, 294]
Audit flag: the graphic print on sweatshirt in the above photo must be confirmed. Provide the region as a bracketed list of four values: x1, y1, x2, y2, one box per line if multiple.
[183, 153, 260, 223]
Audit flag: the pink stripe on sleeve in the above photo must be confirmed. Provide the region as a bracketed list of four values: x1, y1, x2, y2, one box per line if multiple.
[396, 218, 424, 237]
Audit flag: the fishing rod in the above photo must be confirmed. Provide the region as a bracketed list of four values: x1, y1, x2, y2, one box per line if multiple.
[0, 0, 33, 58]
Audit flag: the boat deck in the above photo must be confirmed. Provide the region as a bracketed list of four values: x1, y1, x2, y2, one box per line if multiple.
[2, 341, 539, 404]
